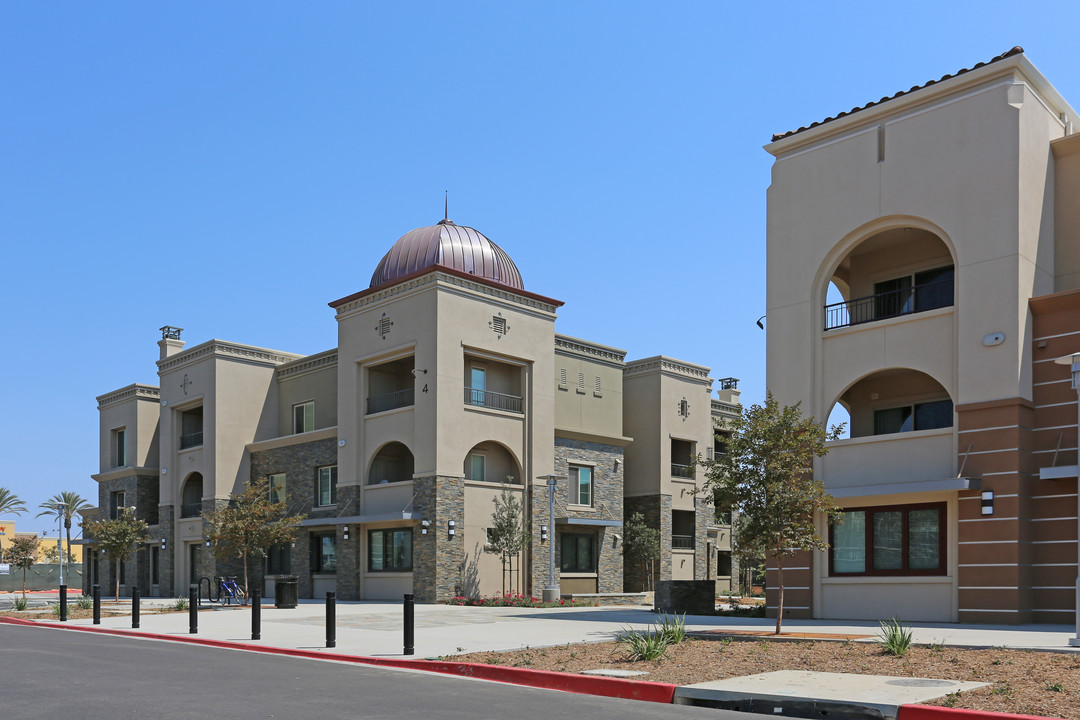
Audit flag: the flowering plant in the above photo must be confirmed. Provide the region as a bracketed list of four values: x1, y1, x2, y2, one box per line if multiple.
[445, 593, 590, 608]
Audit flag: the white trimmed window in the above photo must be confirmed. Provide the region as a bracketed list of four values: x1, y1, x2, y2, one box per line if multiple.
[316, 465, 337, 506]
[570, 465, 592, 506]
[468, 453, 486, 482]
[293, 401, 315, 434]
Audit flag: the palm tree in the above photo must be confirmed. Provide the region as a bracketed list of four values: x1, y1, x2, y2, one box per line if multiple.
[37, 491, 91, 568]
[0, 487, 27, 559]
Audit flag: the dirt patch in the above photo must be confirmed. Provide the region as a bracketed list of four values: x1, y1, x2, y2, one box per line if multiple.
[452, 636, 1080, 718]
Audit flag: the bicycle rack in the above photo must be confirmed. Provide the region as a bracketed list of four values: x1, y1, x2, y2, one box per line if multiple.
[197, 576, 216, 606]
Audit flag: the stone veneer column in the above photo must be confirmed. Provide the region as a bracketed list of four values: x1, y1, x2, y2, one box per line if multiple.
[335, 485, 361, 600]
[412, 475, 465, 602]
[158, 505, 175, 597]
[694, 496, 712, 580]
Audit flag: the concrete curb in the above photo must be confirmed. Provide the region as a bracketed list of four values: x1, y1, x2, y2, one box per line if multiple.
[898, 705, 1065, 720]
[0, 616, 676, 704]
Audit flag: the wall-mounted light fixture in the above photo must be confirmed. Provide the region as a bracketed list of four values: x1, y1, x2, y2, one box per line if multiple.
[755, 315, 766, 330]
[981, 490, 994, 516]
[161, 538, 167, 550]
[421, 519, 430, 535]
[342, 525, 350, 540]
[448, 520, 456, 538]
[204, 538, 211, 548]
[540, 525, 549, 543]
[411, 368, 428, 377]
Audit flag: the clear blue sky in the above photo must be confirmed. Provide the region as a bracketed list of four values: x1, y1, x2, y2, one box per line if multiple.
[3, 2, 1078, 534]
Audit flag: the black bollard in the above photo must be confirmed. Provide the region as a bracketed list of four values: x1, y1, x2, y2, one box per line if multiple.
[403, 593, 414, 655]
[251, 588, 261, 641]
[188, 585, 198, 634]
[92, 584, 101, 625]
[326, 591, 336, 649]
[59, 584, 68, 622]
[132, 586, 140, 629]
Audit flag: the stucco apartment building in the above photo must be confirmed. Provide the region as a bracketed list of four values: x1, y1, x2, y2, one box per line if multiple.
[765, 47, 1080, 624]
[85, 219, 740, 602]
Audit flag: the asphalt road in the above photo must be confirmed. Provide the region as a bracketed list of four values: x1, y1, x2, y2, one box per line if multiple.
[2, 623, 745, 720]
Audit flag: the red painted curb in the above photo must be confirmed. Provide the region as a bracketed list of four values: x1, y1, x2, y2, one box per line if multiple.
[899, 704, 1066, 720]
[0, 617, 675, 703]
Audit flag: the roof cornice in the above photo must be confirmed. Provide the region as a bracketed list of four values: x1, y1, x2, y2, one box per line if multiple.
[768, 49, 1078, 156]
[96, 383, 161, 408]
[624, 355, 712, 385]
[331, 266, 562, 318]
[276, 349, 338, 381]
[554, 334, 627, 367]
[157, 340, 303, 373]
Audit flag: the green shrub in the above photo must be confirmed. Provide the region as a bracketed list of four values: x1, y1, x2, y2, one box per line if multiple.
[656, 612, 686, 644]
[877, 617, 913, 657]
[75, 595, 94, 610]
[13, 596, 29, 611]
[173, 597, 189, 611]
[618, 627, 669, 661]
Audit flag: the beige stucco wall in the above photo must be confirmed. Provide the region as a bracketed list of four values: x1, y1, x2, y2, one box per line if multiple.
[1052, 135, 1080, 292]
[276, 353, 338, 436]
[463, 481, 526, 596]
[554, 336, 626, 440]
[97, 386, 160, 473]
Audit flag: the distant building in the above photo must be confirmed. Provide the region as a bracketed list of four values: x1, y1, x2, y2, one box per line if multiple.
[765, 47, 1080, 623]
[86, 219, 739, 601]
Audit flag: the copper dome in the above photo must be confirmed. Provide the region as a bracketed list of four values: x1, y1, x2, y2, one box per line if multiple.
[369, 220, 524, 291]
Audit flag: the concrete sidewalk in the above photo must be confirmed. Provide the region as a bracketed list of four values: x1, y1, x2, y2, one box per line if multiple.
[47, 599, 1080, 658]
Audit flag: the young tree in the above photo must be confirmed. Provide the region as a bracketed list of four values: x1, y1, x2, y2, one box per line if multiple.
[202, 477, 304, 601]
[622, 512, 660, 592]
[0, 487, 27, 560]
[84, 508, 148, 600]
[484, 480, 529, 596]
[5, 535, 40, 599]
[700, 392, 843, 635]
[37, 491, 91, 581]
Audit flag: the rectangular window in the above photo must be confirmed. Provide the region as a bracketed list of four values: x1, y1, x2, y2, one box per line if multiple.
[368, 528, 413, 572]
[873, 265, 954, 320]
[268, 473, 286, 504]
[560, 533, 595, 573]
[829, 502, 944, 576]
[569, 465, 592, 506]
[717, 550, 732, 577]
[266, 543, 291, 574]
[180, 406, 203, 449]
[468, 454, 485, 482]
[109, 491, 125, 520]
[113, 428, 126, 467]
[316, 466, 337, 506]
[312, 534, 336, 573]
[293, 401, 315, 434]
[873, 399, 953, 435]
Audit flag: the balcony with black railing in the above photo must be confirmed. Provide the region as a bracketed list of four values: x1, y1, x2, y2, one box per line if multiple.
[672, 534, 695, 550]
[366, 387, 415, 415]
[824, 277, 953, 331]
[180, 501, 203, 519]
[671, 463, 695, 479]
[180, 431, 203, 450]
[464, 387, 523, 414]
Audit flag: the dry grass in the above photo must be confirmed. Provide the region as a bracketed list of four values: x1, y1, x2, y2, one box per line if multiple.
[453, 635, 1080, 718]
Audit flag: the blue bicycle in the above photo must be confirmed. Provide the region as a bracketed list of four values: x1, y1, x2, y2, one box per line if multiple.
[217, 576, 245, 606]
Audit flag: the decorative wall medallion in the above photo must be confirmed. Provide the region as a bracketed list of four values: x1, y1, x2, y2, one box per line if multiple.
[489, 312, 509, 339]
[677, 397, 690, 419]
[181, 374, 192, 395]
[376, 313, 393, 340]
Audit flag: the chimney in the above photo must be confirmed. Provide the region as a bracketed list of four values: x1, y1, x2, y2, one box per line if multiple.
[158, 326, 185, 360]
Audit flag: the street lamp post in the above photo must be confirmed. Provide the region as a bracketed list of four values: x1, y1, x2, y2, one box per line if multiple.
[538, 474, 567, 603]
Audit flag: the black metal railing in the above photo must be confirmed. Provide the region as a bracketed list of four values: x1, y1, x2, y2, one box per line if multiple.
[672, 534, 695, 550]
[823, 279, 953, 331]
[464, 387, 523, 414]
[180, 502, 203, 519]
[366, 387, 415, 415]
[180, 431, 203, 449]
[671, 463, 695, 478]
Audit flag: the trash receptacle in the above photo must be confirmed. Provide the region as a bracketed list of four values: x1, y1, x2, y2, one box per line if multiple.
[275, 576, 298, 609]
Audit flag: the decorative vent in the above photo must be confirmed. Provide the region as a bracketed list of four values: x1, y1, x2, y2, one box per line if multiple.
[560, 368, 567, 386]
[594, 376, 602, 394]
[577, 372, 586, 393]
[489, 313, 509, 339]
[677, 397, 690, 419]
[376, 313, 393, 340]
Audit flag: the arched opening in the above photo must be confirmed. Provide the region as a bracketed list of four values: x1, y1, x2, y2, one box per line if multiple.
[830, 369, 952, 439]
[824, 227, 954, 331]
[827, 401, 852, 440]
[463, 442, 522, 484]
[367, 442, 415, 484]
[180, 473, 204, 518]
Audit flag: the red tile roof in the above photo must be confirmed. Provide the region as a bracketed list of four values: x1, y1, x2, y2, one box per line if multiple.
[771, 46, 1025, 143]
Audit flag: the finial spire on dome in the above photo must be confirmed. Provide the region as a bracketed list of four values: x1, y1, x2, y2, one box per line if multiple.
[438, 190, 455, 225]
